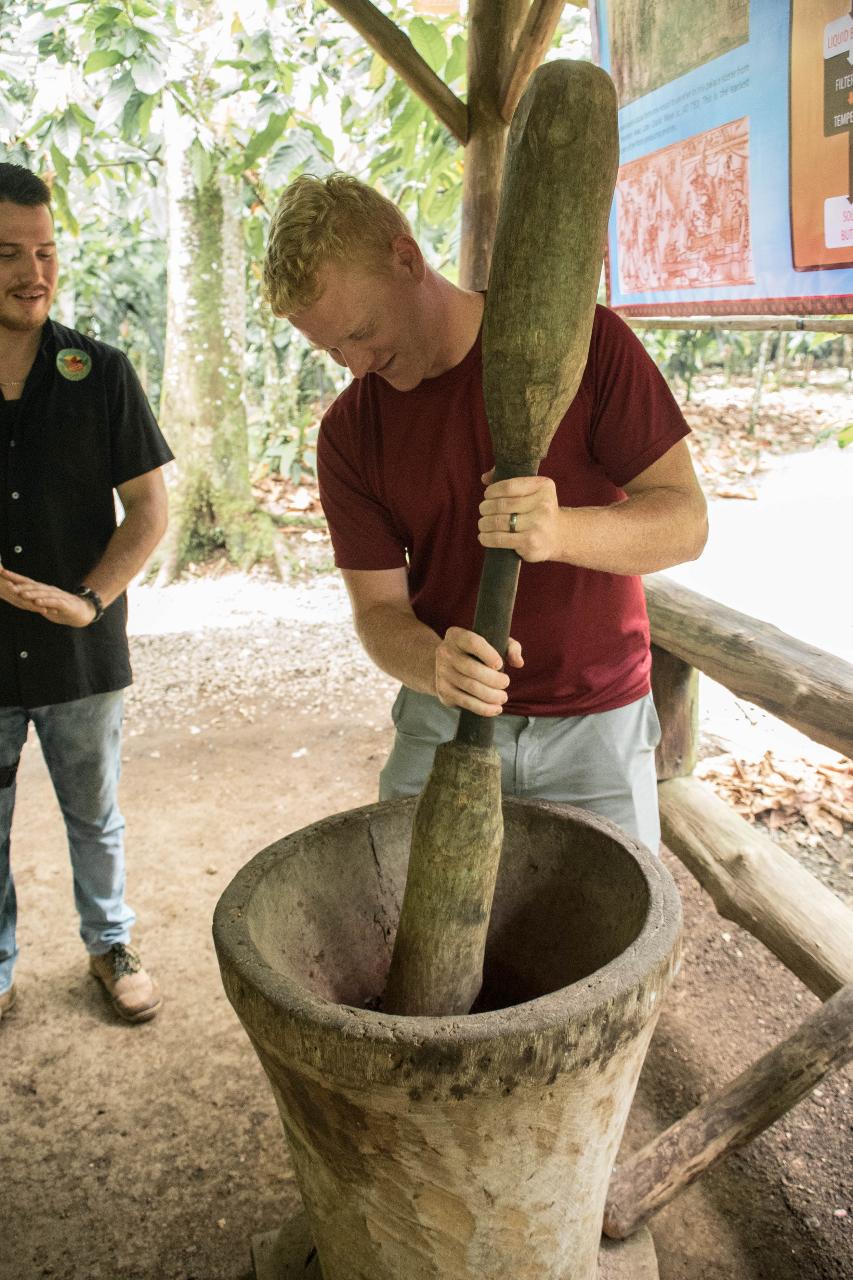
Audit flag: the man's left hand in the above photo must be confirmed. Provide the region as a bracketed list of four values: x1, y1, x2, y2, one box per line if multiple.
[478, 471, 563, 563]
[0, 568, 97, 627]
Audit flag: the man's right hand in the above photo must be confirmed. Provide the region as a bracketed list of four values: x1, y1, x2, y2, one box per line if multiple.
[435, 627, 524, 717]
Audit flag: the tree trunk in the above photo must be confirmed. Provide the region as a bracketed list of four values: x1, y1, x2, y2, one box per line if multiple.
[158, 33, 270, 576]
[748, 329, 771, 433]
[459, 0, 527, 289]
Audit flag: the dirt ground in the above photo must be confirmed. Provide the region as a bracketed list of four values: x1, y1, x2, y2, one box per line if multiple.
[2, 650, 850, 1280]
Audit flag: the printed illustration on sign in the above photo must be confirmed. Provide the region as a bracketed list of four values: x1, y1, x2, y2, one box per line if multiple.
[606, 0, 749, 106]
[616, 118, 753, 293]
[790, 0, 853, 271]
[56, 349, 92, 381]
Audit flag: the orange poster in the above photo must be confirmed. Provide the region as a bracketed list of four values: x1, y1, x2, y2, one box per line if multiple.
[790, 0, 853, 270]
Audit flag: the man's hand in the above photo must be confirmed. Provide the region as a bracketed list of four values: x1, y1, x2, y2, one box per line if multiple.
[0, 568, 96, 627]
[435, 626, 524, 717]
[478, 471, 563, 563]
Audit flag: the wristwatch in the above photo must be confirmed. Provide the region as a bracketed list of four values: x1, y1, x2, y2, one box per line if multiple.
[74, 585, 105, 624]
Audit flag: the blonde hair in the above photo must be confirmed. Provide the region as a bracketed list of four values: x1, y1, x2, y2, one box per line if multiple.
[263, 173, 412, 316]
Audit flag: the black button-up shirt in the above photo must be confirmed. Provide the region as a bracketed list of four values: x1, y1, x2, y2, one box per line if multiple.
[0, 320, 173, 707]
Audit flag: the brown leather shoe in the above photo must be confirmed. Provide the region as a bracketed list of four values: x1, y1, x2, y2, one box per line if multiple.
[0, 984, 16, 1020]
[89, 944, 162, 1023]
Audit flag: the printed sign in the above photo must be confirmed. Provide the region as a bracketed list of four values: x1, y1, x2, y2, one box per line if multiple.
[591, 0, 853, 315]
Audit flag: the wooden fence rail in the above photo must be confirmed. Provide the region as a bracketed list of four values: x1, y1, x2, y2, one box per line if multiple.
[645, 574, 853, 760]
[658, 777, 853, 1000]
[609, 575, 853, 1238]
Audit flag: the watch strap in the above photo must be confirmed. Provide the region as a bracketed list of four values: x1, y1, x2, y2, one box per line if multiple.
[74, 585, 105, 624]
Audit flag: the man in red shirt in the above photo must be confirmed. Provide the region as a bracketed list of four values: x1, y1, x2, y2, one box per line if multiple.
[264, 174, 708, 850]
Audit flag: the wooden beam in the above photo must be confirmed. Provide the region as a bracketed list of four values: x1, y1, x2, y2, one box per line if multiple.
[650, 645, 699, 780]
[459, 0, 528, 289]
[604, 982, 853, 1239]
[499, 0, 567, 124]
[626, 316, 853, 334]
[324, 0, 468, 143]
[659, 776, 853, 1000]
[644, 574, 853, 760]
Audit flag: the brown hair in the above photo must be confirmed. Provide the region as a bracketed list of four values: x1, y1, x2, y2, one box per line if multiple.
[263, 173, 411, 316]
[0, 163, 51, 207]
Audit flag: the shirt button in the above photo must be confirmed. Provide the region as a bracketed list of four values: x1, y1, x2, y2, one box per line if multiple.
[13, 545, 22, 554]
[20, 651, 28, 659]
[11, 491, 19, 499]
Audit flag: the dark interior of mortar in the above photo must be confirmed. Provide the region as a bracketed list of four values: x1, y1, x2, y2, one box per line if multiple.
[245, 802, 651, 1013]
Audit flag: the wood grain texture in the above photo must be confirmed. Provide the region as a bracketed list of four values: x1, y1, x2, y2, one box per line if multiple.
[499, 0, 568, 124]
[384, 743, 504, 1015]
[645, 574, 853, 759]
[659, 776, 853, 999]
[650, 645, 699, 780]
[459, 0, 528, 289]
[604, 982, 853, 1238]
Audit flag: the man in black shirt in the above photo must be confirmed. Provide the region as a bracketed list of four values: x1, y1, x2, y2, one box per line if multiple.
[0, 164, 173, 1024]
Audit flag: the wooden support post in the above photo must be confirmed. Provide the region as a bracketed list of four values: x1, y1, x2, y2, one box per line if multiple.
[659, 776, 853, 999]
[603, 983, 853, 1239]
[650, 644, 698, 781]
[499, 0, 568, 124]
[459, 0, 528, 289]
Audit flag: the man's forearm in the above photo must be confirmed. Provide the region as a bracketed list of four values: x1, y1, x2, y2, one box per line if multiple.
[354, 602, 441, 695]
[83, 501, 167, 606]
[554, 487, 708, 576]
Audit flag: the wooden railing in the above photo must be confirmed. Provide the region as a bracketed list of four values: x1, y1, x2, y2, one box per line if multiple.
[603, 573, 853, 1240]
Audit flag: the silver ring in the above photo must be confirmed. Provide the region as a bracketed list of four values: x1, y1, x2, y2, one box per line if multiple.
[509, 512, 518, 534]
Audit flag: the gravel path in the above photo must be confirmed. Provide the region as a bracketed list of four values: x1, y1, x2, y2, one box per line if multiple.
[125, 573, 396, 729]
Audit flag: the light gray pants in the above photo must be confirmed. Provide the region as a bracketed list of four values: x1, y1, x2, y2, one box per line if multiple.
[379, 688, 662, 852]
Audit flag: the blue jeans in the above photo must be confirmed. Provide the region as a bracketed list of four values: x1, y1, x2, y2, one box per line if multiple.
[0, 691, 135, 994]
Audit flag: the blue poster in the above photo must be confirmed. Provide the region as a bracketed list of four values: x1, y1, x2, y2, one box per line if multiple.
[591, 0, 853, 316]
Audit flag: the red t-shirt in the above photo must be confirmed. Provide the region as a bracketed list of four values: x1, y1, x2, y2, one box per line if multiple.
[318, 305, 689, 717]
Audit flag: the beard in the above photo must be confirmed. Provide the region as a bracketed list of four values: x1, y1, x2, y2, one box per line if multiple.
[0, 303, 50, 332]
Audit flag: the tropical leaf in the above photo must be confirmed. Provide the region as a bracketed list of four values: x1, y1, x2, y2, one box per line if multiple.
[446, 33, 466, 86]
[83, 49, 124, 75]
[242, 111, 289, 169]
[52, 109, 82, 159]
[408, 16, 446, 74]
[131, 51, 164, 94]
[94, 70, 136, 130]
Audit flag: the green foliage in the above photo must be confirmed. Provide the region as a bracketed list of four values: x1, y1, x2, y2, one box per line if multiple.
[640, 328, 721, 401]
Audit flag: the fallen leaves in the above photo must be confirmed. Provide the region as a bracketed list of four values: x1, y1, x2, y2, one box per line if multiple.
[680, 376, 852, 500]
[252, 473, 323, 518]
[696, 751, 853, 843]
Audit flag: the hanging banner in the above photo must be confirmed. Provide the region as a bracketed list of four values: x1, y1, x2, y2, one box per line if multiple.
[591, 0, 853, 316]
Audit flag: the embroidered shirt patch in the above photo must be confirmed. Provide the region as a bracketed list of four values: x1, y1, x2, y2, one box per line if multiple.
[56, 349, 92, 381]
